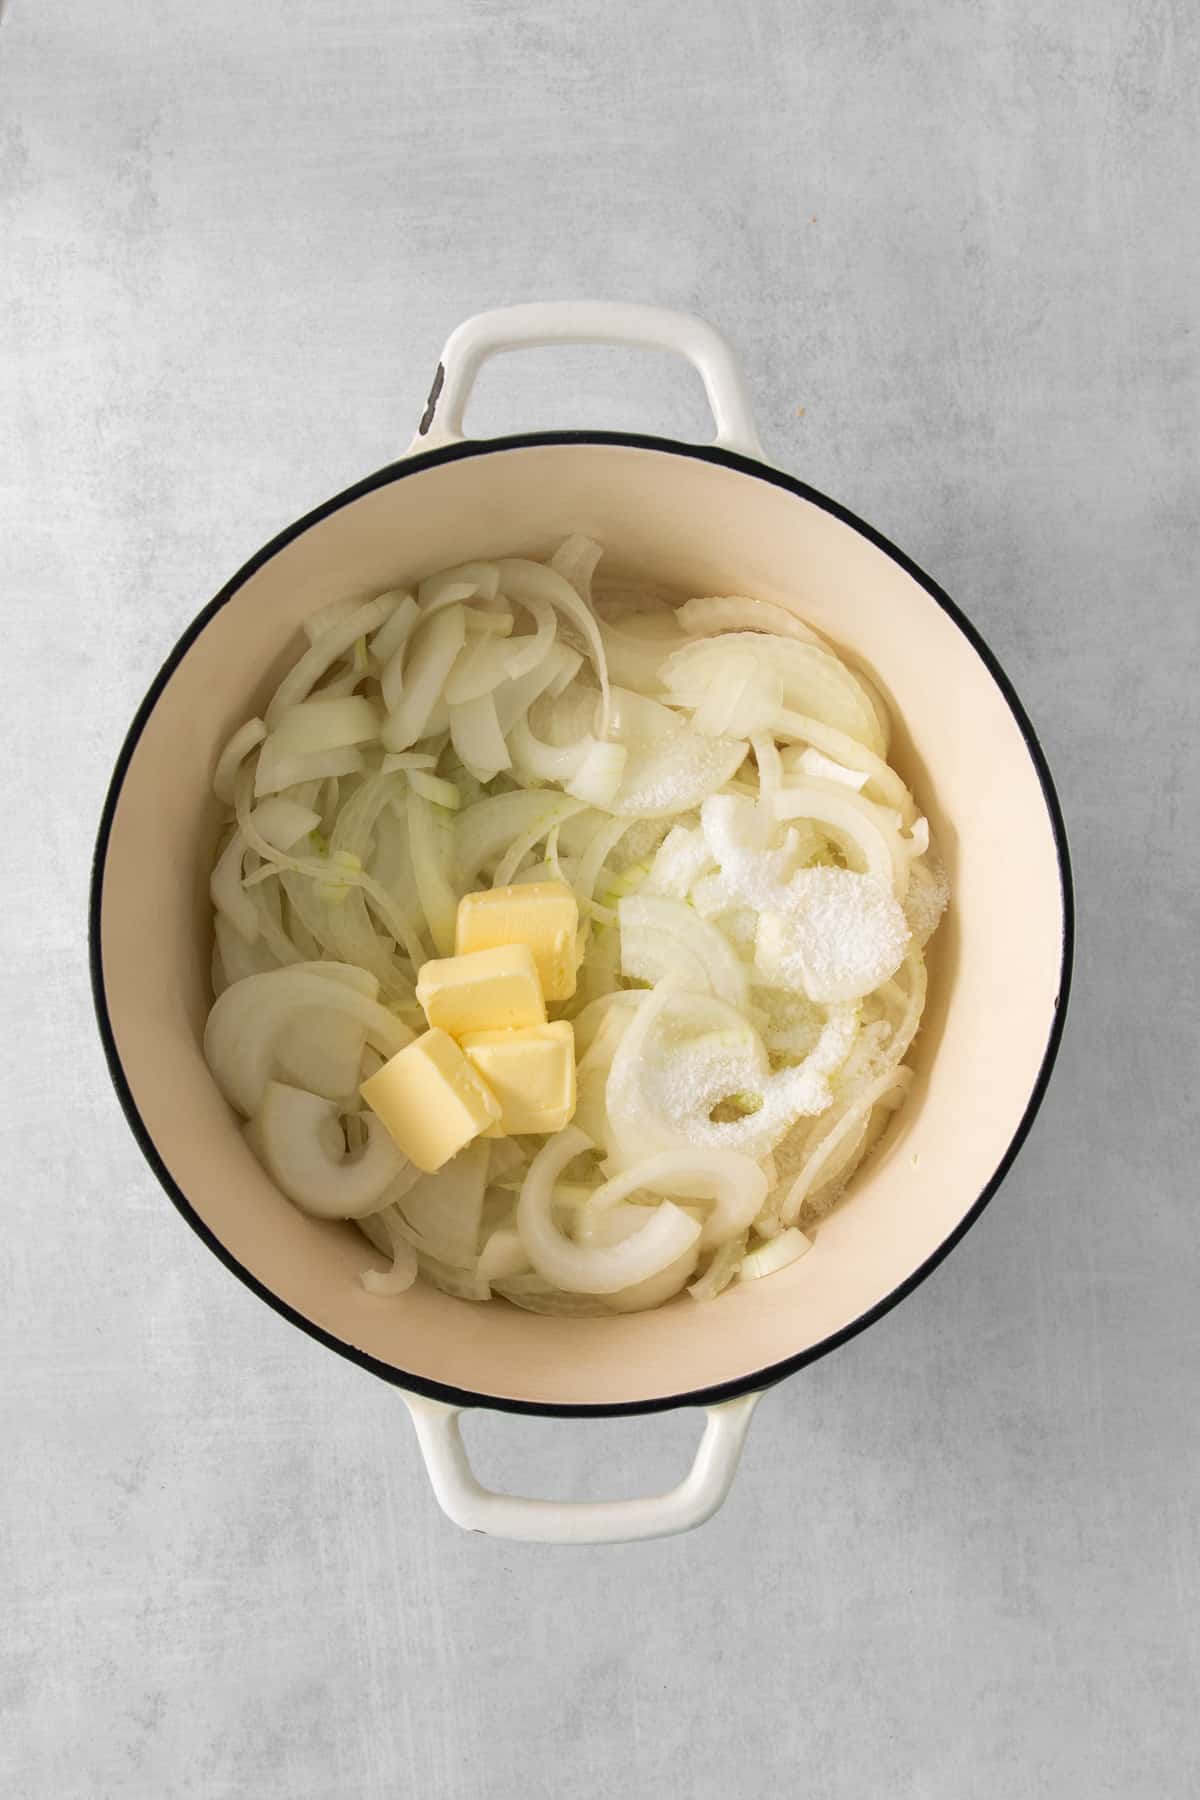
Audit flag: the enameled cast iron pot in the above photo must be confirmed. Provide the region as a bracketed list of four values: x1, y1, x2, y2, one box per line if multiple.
[90, 304, 1072, 1543]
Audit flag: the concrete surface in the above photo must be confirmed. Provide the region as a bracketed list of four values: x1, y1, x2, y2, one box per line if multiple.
[2, 2, 1198, 1796]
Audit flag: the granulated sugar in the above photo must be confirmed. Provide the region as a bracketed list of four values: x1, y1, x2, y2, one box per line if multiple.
[755, 866, 910, 1003]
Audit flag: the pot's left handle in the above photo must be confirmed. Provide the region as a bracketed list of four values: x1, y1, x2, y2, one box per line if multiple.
[413, 301, 765, 461]
[402, 1391, 762, 1544]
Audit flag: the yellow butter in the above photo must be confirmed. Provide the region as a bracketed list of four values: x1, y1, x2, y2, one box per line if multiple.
[460, 1020, 577, 1136]
[415, 943, 546, 1037]
[360, 1028, 501, 1172]
[455, 881, 579, 1001]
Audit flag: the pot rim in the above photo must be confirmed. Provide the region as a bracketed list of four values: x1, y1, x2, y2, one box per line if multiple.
[89, 429, 1075, 1419]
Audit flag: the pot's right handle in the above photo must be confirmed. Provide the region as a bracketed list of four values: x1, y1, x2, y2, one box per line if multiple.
[402, 1391, 762, 1544]
[415, 302, 766, 461]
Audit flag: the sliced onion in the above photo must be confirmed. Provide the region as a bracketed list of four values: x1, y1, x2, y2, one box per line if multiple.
[509, 712, 593, 784]
[583, 1146, 767, 1250]
[688, 1233, 749, 1300]
[676, 593, 833, 648]
[417, 561, 500, 609]
[380, 751, 438, 773]
[601, 727, 747, 819]
[771, 781, 907, 897]
[617, 893, 748, 1011]
[383, 604, 466, 747]
[504, 593, 557, 680]
[264, 595, 393, 727]
[213, 912, 277, 988]
[517, 1127, 700, 1294]
[302, 595, 362, 645]
[403, 769, 458, 810]
[477, 1227, 531, 1282]
[604, 686, 681, 745]
[253, 742, 365, 799]
[545, 645, 583, 699]
[273, 1005, 367, 1101]
[497, 559, 612, 738]
[491, 640, 578, 735]
[580, 1208, 699, 1311]
[773, 712, 914, 818]
[642, 825, 716, 898]
[253, 1080, 407, 1218]
[204, 966, 413, 1117]
[662, 635, 884, 755]
[449, 690, 512, 781]
[565, 740, 626, 807]
[748, 732, 782, 809]
[549, 533, 603, 601]
[791, 746, 869, 790]
[210, 829, 258, 942]
[444, 632, 516, 705]
[491, 797, 587, 889]
[455, 790, 587, 890]
[368, 591, 419, 665]
[738, 1228, 812, 1280]
[406, 787, 459, 956]
[391, 1140, 490, 1267]
[250, 796, 322, 851]
[361, 1229, 419, 1296]
[594, 611, 685, 694]
[684, 652, 782, 738]
[213, 717, 267, 804]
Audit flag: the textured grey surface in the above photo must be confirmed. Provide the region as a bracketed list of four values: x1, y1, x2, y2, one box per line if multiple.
[2, 1, 1198, 1795]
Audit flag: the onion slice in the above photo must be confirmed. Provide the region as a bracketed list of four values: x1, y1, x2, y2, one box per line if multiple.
[253, 1080, 408, 1218]
[517, 1127, 700, 1294]
[204, 966, 413, 1117]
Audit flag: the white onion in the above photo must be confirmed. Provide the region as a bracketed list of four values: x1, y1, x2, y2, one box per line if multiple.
[617, 893, 748, 1011]
[662, 635, 884, 755]
[517, 1128, 700, 1294]
[253, 1080, 407, 1218]
[383, 605, 466, 747]
[210, 829, 258, 943]
[406, 787, 459, 956]
[504, 592, 557, 680]
[738, 1228, 812, 1280]
[407, 769, 462, 810]
[204, 966, 412, 1117]
[449, 690, 512, 781]
[676, 593, 833, 648]
[368, 592, 419, 665]
[264, 595, 393, 727]
[497, 559, 613, 737]
[253, 742, 365, 799]
[249, 796, 322, 851]
[213, 717, 267, 804]
[477, 1227, 531, 1282]
[583, 1146, 767, 1250]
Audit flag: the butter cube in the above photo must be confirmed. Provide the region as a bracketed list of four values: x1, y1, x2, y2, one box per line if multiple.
[455, 882, 579, 1000]
[360, 1028, 501, 1172]
[459, 1021, 577, 1136]
[415, 944, 546, 1037]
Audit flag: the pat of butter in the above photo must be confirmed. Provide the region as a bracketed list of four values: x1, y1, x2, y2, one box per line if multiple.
[460, 1021, 577, 1136]
[415, 944, 546, 1037]
[360, 1028, 501, 1172]
[455, 881, 579, 1001]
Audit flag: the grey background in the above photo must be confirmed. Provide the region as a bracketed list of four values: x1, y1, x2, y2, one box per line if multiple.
[2, 1, 1197, 1795]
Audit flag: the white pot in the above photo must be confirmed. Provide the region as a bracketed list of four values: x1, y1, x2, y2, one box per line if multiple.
[91, 303, 1072, 1543]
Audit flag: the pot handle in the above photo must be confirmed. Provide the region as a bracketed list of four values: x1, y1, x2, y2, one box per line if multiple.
[415, 302, 766, 461]
[402, 1390, 762, 1544]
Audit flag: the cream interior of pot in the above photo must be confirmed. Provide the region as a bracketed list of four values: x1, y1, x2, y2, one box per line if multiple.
[97, 442, 1066, 1409]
